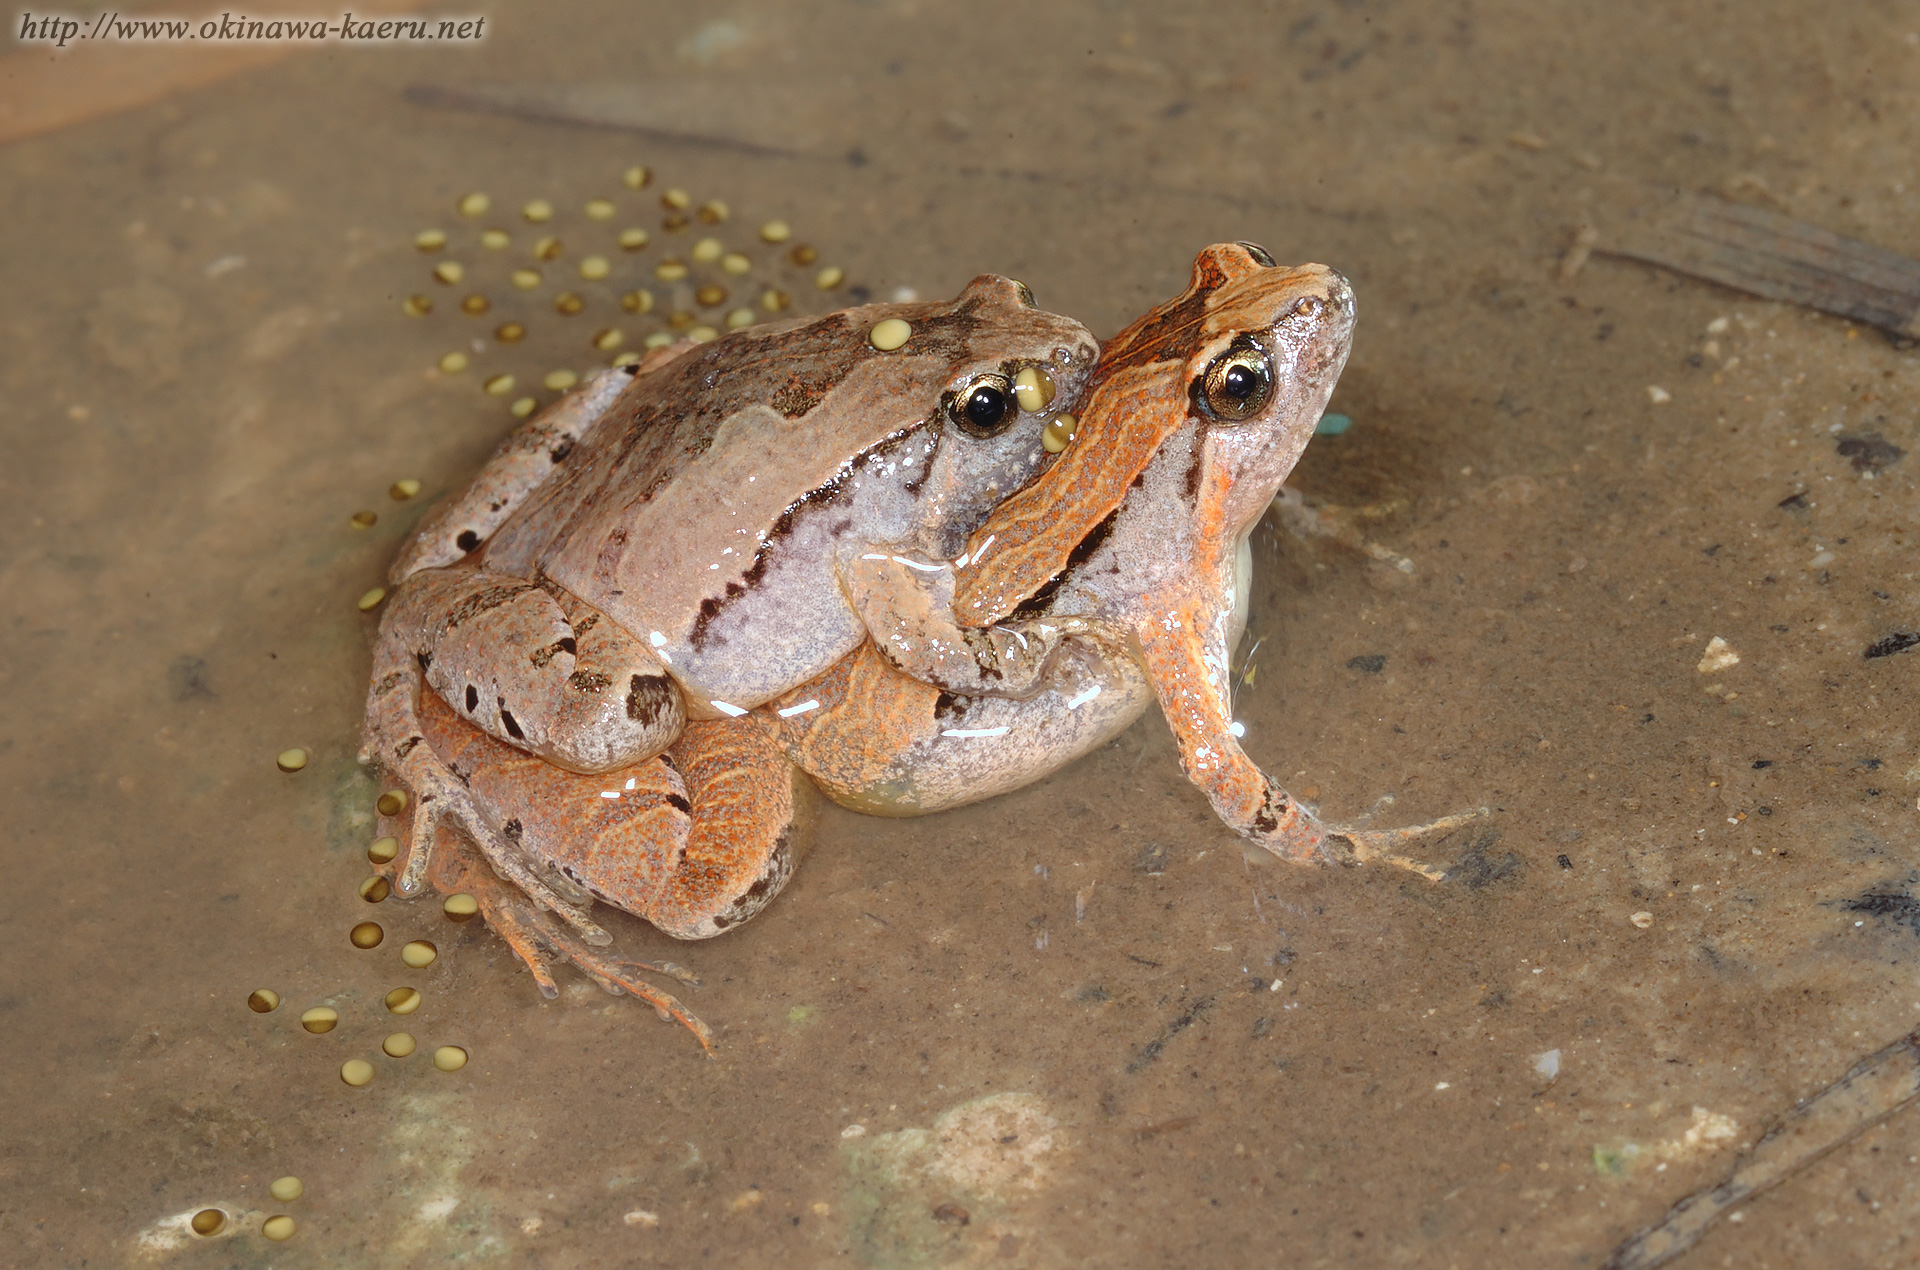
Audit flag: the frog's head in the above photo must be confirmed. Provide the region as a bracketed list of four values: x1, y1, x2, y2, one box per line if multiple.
[1167, 242, 1355, 541]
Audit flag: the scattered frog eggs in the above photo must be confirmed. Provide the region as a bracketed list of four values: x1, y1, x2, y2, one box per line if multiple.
[554, 292, 585, 316]
[815, 266, 845, 290]
[414, 229, 447, 252]
[375, 789, 408, 817]
[459, 293, 490, 316]
[662, 211, 689, 232]
[688, 325, 719, 343]
[654, 259, 689, 282]
[579, 255, 611, 281]
[1042, 412, 1079, 454]
[698, 200, 728, 224]
[275, 747, 309, 773]
[300, 1007, 339, 1034]
[621, 288, 654, 313]
[437, 351, 469, 374]
[543, 369, 579, 392]
[367, 836, 399, 864]
[383, 1031, 417, 1058]
[532, 236, 563, 261]
[268, 1176, 303, 1203]
[432, 1045, 470, 1073]
[495, 320, 526, 342]
[384, 986, 422, 1014]
[356, 586, 387, 612]
[457, 192, 490, 217]
[611, 350, 642, 367]
[759, 219, 791, 243]
[1014, 366, 1056, 412]
[725, 307, 755, 329]
[722, 252, 751, 275]
[591, 328, 624, 351]
[510, 268, 540, 290]
[247, 988, 281, 1013]
[788, 243, 818, 266]
[661, 187, 691, 210]
[339, 1059, 375, 1087]
[623, 165, 651, 189]
[358, 875, 392, 904]
[349, 921, 384, 949]
[761, 288, 791, 312]
[618, 227, 650, 251]
[695, 283, 728, 307]
[483, 373, 516, 396]
[401, 294, 432, 316]
[643, 332, 674, 349]
[443, 892, 479, 922]
[389, 478, 422, 500]
[522, 198, 554, 223]
[432, 261, 464, 285]
[479, 228, 510, 250]
[510, 396, 538, 418]
[584, 198, 615, 220]
[692, 237, 725, 264]
[401, 940, 439, 969]
[349, 510, 377, 529]
[868, 318, 912, 351]
[262, 1215, 296, 1242]
[190, 1208, 227, 1236]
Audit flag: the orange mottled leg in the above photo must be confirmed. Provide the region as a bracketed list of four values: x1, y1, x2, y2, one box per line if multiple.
[649, 719, 812, 939]
[1138, 588, 1480, 880]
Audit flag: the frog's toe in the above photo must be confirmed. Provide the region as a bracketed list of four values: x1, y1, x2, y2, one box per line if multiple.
[1325, 807, 1492, 882]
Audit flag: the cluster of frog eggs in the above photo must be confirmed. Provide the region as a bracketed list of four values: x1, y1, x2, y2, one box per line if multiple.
[402, 165, 861, 418]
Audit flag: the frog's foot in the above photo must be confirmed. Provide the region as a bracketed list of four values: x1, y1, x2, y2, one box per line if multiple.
[1313, 806, 1493, 882]
[422, 820, 714, 1053]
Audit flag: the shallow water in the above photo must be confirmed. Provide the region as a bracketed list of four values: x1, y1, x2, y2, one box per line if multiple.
[5, 2, 1919, 1265]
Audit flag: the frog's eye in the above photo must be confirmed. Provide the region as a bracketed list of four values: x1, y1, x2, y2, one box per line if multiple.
[1194, 339, 1274, 423]
[1236, 242, 1277, 267]
[946, 373, 1016, 437]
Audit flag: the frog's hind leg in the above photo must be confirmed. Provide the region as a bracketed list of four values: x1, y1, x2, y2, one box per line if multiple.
[419, 816, 714, 1054]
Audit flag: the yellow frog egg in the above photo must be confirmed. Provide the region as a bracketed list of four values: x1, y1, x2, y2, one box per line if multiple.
[432, 1045, 469, 1072]
[401, 940, 438, 969]
[868, 318, 912, 352]
[268, 1176, 303, 1202]
[275, 747, 308, 772]
[262, 1215, 296, 1242]
[339, 1059, 374, 1087]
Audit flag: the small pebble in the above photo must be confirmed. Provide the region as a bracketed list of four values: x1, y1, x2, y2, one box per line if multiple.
[437, 352, 468, 374]
[1647, 385, 1672, 404]
[190, 1208, 226, 1236]
[522, 198, 554, 223]
[300, 1007, 338, 1034]
[457, 192, 491, 217]
[443, 893, 479, 922]
[869, 318, 912, 351]
[432, 1045, 469, 1072]
[401, 940, 438, 969]
[383, 1032, 417, 1058]
[349, 509, 378, 529]
[758, 219, 791, 243]
[276, 748, 308, 773]
[339, 1059, 374, 1087]
[384, 986, 422, 1015]
[1630, 911, 1654, 929]
[262, 1215, 296, 1242]
[359, 875, 391, 904]
[268, 1176, 303, 1203]
[356, 587, 386, 612]
[389, 479, 422, 500]
[247, 988, 280, 1013]
[375, 789, 407, 817]
[350, 921, 384, 949]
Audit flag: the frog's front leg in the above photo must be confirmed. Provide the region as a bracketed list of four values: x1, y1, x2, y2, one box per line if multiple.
[841, 550, 1095, 697]
[1136, 588, 1480, 880]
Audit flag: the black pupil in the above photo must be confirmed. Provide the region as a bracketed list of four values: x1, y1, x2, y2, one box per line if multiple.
[1223, 363, 1259, 400]
[965, 385, 1008, 428]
